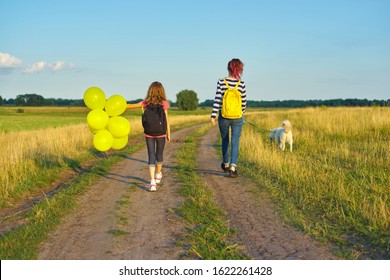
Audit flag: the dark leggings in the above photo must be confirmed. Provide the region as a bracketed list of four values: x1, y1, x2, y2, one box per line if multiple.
[145, 137, 166, 166]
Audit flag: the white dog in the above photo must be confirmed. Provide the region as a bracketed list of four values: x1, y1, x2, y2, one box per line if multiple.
[269, 120, 293, 152]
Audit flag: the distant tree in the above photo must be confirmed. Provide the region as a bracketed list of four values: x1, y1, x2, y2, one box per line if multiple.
[0, 95, 3, 106]
[128, 98, 143, 104]
[199, 99, 214, 107]
[15, 94, 45, 106]
[176, 90, 199, 111]
[244, 98, 388, 108]
[26, 94, 45, 106]
[15, 95, 26, 106]
[70, 99, 84, 106]
[5, 98, 14, 105]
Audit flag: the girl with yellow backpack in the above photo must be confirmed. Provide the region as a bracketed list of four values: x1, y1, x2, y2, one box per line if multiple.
[210, 58, 247, 178]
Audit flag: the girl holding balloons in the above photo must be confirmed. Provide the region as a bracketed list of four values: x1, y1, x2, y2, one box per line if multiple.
[127, 81, 171, 192]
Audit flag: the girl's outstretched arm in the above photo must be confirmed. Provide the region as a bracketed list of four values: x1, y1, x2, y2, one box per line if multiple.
[126, 101, 143, 109]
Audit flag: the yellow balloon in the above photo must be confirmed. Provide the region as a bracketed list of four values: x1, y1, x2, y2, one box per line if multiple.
[105, 95, 127, 116]
[83, 87, 106, 110]
[87, 109, 109, 131]
[93, 130, 113, 152]
[88, 125, 100, 134]
[107, 116, 131, 138]
[111, 135, 129, 150]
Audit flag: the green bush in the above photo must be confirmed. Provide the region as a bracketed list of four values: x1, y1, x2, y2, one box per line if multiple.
[176, 90, 199, 111]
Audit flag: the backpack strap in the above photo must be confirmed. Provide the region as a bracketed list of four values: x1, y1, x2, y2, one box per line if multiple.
[223, 78, 241, 89]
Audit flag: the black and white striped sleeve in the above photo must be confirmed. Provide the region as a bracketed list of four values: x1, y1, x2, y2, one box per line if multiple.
[241, 81, 247, 114]
[211, 79, 223, 118]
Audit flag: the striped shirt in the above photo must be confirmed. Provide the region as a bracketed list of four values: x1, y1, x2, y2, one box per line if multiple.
[211, 77, 247, 118]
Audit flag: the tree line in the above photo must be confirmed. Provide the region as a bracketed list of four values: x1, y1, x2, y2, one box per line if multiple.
[0, 93, 389, 108]
[0, 94, 85, 106]
[200, 98, 390, 107]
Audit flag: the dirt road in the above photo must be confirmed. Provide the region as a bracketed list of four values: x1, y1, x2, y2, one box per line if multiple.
[38, 125, 336, 260]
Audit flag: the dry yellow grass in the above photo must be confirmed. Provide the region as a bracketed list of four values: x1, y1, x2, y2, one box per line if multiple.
[1, 124, 91, 201]
[241, 107, 389, 257]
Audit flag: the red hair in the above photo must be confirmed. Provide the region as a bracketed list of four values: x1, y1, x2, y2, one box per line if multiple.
[227, 58, 244, 79]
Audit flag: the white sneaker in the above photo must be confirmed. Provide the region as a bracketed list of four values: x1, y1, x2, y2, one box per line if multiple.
[149, 180, 157, 192]
[155, 172, 163, 184]
[149, 184, 157, 192]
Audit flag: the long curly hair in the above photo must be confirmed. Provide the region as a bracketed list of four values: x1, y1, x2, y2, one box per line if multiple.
[145, 81, 167, 105]
[227, 58, 244, 79]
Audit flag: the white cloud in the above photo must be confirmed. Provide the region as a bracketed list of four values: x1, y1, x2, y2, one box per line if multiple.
[24, 61, 48, 73]
[0, 52, 75, 74]
[51, 61, 66, 71]
[24, 60, 75, 73]
[0, 52, 22, 68]
[51, 61, 75, 71]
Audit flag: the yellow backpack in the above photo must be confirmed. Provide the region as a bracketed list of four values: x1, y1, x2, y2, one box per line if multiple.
[221, 79, 242, 119]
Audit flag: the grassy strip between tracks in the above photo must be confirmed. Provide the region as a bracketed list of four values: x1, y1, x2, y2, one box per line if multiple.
[174, 125, 249, 260]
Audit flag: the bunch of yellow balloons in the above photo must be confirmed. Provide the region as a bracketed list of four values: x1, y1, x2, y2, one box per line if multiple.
[83, 87, 130, 152]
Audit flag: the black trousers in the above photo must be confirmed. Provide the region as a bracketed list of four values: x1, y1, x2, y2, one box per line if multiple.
[145, 137, 166, 166]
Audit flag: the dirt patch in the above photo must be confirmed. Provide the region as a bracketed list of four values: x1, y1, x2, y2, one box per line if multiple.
[36, 125, 337, 260]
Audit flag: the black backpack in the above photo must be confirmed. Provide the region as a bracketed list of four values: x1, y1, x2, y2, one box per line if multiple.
[142, 103, 167, 136]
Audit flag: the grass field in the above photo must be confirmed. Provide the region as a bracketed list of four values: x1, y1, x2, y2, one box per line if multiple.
[0, 106, 209, 206]
[240, 106, 389, 259]
[0, 107, 89, 132]
[0, 105, 388, 259]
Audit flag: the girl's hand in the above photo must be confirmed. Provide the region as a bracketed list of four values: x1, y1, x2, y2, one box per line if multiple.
[166, 134, 171, 143]
[210, 118, 217, 127]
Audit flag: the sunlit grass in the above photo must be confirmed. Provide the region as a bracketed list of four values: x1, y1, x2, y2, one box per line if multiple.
[0, 106, 89, 132]
[241, 107, 390, 259]
[0, 124, 92, 206]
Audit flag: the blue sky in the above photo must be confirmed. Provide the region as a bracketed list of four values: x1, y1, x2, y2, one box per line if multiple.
[1, 0, 389, 102]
